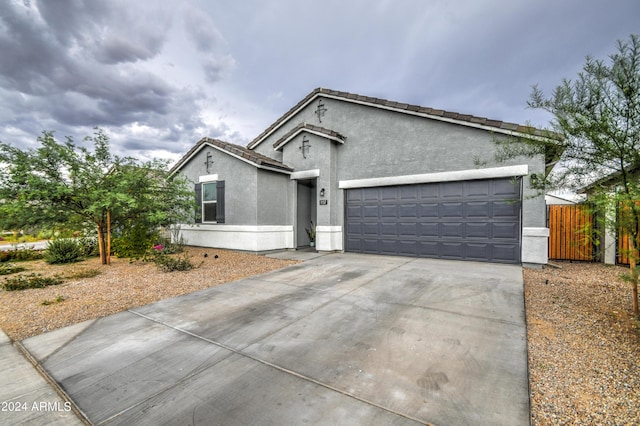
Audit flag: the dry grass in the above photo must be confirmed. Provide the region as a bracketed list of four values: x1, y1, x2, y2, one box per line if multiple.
[0, 247, 298, 341]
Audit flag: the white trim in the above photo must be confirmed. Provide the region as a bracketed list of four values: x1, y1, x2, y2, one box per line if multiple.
[521, 227, 549, 264]
[198, 174, 219, 183]
[177, 225, 294, 251]
[274, 125, 345, 151]
[522, 227, 550, 237]
[338, 165, 529, 189]
[290, 169, 320, 180]
[316, 226, 343, 251]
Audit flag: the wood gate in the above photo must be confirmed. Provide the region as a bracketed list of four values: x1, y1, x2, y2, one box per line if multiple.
[547, 204, 595, 261]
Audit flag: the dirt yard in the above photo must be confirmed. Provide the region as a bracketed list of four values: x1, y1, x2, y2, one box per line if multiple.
[1, 250, 639, 424]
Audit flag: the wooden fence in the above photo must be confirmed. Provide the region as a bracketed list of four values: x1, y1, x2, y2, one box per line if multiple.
[547, 204, 595, 261]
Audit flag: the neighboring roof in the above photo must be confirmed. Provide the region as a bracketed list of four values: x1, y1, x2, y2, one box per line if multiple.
[169, 137, 293, 176]
[273, 123, 346, 151]
[247, 87, 558, 150]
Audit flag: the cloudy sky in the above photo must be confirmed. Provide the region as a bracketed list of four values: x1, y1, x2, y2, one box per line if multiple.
[1, 0, 638, 165]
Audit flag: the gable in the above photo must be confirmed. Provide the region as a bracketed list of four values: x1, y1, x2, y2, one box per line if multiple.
[170, 137, 292, 177]
[247, 88, 556, 151]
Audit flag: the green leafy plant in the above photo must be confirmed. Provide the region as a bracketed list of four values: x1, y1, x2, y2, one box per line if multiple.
[112, 226, 159, 259]
[77, 237, 100, 257]
[305, 221, 316, 242]
[65, 268, 101, 280]
[45, 239, 83, 264]
[152, 252, 200, 272]
[41, 295, 65, 305]
[0, 246, 45, 262]
[3, 273, 64, 291]
[0, 263, 26, 275]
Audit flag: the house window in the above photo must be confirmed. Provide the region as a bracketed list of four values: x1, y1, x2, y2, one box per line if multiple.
[195, 180, 225, 224]
[202, 182, 217, 222]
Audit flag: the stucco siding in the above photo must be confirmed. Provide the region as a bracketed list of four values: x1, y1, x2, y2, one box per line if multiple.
[256, 169, 290, 225]
[178, 145, 259, 226]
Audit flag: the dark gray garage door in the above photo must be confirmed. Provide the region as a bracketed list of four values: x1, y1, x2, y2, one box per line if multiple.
[345, 177, 522, 263]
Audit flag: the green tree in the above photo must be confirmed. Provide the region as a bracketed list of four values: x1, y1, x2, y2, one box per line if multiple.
[0, 129, 194, 265]
[497, 34, 640, 316]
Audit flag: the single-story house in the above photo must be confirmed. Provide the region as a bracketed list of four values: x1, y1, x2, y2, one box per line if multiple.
[170, 88, 554, 265]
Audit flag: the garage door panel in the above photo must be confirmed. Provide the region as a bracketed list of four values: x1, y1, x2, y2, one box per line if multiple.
[493, 222, 519, 239]
[466, 222, 490, 238]
[346, 205, 362, 218]
[398, 240, 417, 256]
[363, 205, 380, 218]
[465, 180, 491, 197]
[493, 201, 519, 217]
[347, 189, 363, 202]
[398, 222, 417, 236]
[380, 187, 398, 201]
[380, 223, 397, 236]
[363, 223, 379, 236]
[418, 223, 439, 237]
[345, 177, 521, 264]
[399, 204, 418, 217]
[417, 241, 439, 256]
[380, 205, 397, 218]
[467, 202, 491, 218]
[440, 181, 464, 198]
[492, 244, 521, 263]
[466, 243, 490, 260]
[493, 179, 520, 197]
[441, 202, 464, 218]
[347, 222, 362, 235]
[442, 222, 464, 237]
[363, 188, 379, 201]
[419, 203, 439, 218]
[400, 186, 418, 201]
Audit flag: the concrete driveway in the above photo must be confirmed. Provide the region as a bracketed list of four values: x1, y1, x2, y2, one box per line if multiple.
[22, 253, 529, 425]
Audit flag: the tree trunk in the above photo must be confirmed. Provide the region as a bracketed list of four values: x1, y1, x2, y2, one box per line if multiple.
[96, 223, 107, 265]
[106, 210, 111, 265]
[629, 233, 639, 317]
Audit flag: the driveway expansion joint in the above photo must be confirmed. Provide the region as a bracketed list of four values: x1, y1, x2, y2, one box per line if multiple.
[128, 308, 430, 425]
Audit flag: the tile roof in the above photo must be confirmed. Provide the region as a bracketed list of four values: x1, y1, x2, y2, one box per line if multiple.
[273, 123, 346, 150]
[247, 87, 559, 150]
[169, 137, 292, 175]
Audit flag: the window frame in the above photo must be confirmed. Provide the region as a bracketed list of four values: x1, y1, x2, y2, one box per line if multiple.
[201, 181, 218, 223]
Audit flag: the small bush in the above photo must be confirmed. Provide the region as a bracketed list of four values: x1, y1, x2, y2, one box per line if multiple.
[152, 252, 198, 272]
[66, 268, 101, 280]
[0, 246, 45, 262]
[77, 237, 100, 257]
[0, 263, 26, 275]
[3, 273, 64, 291]
[42, 295, 65, 305]
[112, 226, 158, 259]
[46, 239, 83, 264]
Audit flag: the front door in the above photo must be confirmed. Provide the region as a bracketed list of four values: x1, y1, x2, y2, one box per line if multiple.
[296, 179, 317, 248]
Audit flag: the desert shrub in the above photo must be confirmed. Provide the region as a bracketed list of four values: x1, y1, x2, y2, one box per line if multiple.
[152, 252, 198, 272]
[3, 273, 64, 291]
[0, 246, 45, 262]
[77, 237, 100, 257]
[0, 263, 26, 275]
[112, 226, 158, 259]
[45, 239, 83, 264]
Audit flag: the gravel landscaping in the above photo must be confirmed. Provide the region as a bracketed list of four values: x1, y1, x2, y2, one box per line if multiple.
[0, 247, 298, 341]
[525, 262, 640, 425]
[1, 249, 639, 424]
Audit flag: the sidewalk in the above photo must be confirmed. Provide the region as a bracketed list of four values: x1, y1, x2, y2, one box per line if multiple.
[0, 329, 85, 425]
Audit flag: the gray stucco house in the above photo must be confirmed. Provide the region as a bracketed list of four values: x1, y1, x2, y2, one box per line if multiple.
[170, 88, 551, 265]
